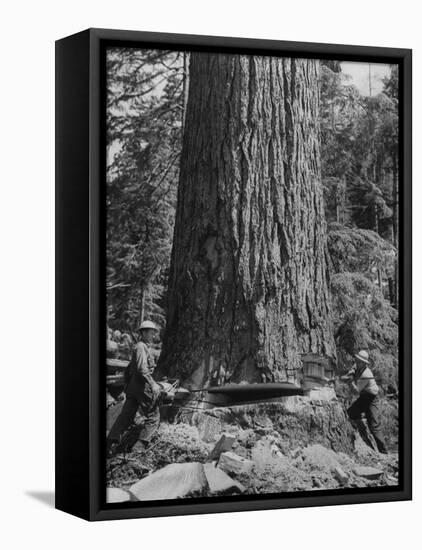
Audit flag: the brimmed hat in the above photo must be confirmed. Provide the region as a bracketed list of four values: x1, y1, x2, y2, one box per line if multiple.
[138, 320, 158, 331]
[355, 350, 370, 364]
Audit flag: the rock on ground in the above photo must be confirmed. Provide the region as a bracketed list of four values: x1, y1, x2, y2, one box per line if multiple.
[106, 487, 132, 503]
[354, 466, 384, 480]
[301, 444, 347, 472]
[333, 465, 349, 485]
[204, 463, 245, 494]
[207, 433, 236, 462]
[251, 436, 288, 474]
[218, 451, 254, 475]
[129, 462, 207, 501]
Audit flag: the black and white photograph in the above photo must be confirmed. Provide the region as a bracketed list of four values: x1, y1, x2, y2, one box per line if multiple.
[2, 0, 420, 542]
[104, 47, 403, 504]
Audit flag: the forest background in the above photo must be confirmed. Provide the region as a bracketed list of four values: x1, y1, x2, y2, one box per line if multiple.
[106, 51, 399, 396]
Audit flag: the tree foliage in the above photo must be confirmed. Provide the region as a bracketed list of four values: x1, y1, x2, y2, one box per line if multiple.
[106, 54, 399, 392]
[328, 223, 395, 279]
[320, 64, 398, 238]
[320, 64, 399, 390]
[331, 272, 398, 391]
[106, 48, 184, 331]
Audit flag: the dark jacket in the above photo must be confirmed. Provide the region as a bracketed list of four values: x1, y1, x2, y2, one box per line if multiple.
[124, 341, 157, 409]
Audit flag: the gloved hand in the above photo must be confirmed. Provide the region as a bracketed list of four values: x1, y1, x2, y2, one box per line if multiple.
[151, 381, 162, 401]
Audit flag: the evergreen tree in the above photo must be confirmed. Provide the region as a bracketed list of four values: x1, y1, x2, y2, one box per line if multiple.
[106, 49, 184, 331]
[157, 54, 335, 386]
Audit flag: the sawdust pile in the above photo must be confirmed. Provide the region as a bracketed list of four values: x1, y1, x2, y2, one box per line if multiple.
[107, 416, 398, 500]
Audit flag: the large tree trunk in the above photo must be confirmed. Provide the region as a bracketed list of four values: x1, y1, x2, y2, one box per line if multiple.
[157, 53, 335, 388]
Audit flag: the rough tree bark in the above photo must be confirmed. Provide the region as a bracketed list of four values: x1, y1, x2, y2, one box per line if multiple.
[157, 53, 335, 388]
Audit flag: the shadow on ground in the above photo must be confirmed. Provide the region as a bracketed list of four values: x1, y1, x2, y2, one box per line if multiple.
[26, 491, 55, 508]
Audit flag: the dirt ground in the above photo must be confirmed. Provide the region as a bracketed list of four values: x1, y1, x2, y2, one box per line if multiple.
[106, 405, 399, 499]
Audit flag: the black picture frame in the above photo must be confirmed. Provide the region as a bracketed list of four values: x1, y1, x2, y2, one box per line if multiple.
[55, 28, 412, 521]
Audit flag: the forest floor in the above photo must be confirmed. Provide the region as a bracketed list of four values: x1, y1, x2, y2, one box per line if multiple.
[106, 401, 399, 501]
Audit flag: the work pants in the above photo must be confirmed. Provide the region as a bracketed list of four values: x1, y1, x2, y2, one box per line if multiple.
[347, 392, 387, 453]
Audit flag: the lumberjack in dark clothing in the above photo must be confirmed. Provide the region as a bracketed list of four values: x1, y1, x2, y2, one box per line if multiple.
[107, 321, 161, 456]
[341, 350, 387, 454]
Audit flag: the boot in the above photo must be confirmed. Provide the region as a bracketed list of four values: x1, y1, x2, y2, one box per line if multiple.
[356, 419, 377, 451]
[374, 437, 388, 455]
[106, 439, 120, 458]
[131, 440, 147, 454]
